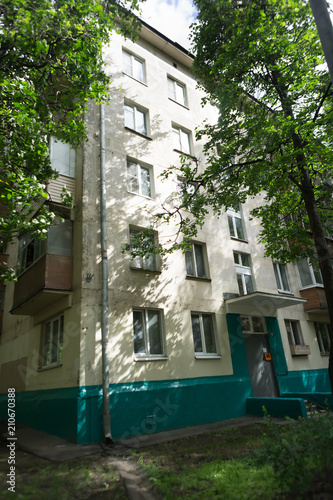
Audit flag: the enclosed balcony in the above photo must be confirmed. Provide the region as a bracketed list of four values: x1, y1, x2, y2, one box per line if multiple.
[11, 219, 73, 316]
[299, 286, 327, 313]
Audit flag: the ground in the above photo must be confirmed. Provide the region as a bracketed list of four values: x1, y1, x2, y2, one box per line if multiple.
[1, 421, 333, 499]
[0, 440, 127, 499]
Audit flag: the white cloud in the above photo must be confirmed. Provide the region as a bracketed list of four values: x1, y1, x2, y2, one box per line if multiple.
[138, 0, 197, 51]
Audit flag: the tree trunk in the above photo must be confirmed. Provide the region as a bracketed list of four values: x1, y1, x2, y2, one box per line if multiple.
[287, 125, 333, 395]
[299, 166, 333, 395]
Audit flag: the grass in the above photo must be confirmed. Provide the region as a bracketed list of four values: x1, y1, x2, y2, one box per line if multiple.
[2, 413, 333, 499]
[0, 443, 127, 499]
[132, 414, 333, 499]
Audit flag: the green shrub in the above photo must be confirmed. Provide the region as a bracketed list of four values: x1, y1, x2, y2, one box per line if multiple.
[251, 408, 333, 496]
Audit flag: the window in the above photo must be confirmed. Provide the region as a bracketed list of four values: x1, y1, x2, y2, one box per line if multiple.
[122, 49, 145, 83]
[50, 137, 75, 178]
[177, 177, 199, 208]
[17, 233, 47, 276]
[314, 322, 331, 355]
[296, 259, 323, 288]
[41, 314, 64, 368]
[129, 228, 158, 271]
[185, 242, 208, 278]
[234, 252, 254, 295]
[227, 205, 245, 240]
[241, 315, 266, 334]
[191, 313, 217, 355]
[172, 125, 191, 155]
[168, 77, 187, 106]
[273, 263, 291, 292]
[132, 308, 164, 357]
[127, 159, 152, 198]
[285, 319, 304, 346]
[124, 102, 148, 136]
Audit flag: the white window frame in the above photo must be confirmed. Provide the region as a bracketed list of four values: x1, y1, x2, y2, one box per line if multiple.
[41, 314, 64, 368]
[50, 137, 75, 178]
[227, 205, 246, 240]
[132, 308, 165, 359]
[191, 312, 219, 358]
[273, 262, 291, 293]
[241, 315, 266, 334]
[167, 76, 187, 106]
[285, 319, 304, 346]
[122, 49, 146, 83]
[234, 252, 255, 296]
[296, 258, 323, 289]
[124, 102, 148, 136]
[129, 228, 158, 272]
[172, 125, 192, 155]
[314, 322, 331, 355]
[126, 158, 153, 198]
[185, 242, 208, 279]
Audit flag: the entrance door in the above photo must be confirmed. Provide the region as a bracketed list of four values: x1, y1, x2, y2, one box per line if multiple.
[241, 316, 279, 397]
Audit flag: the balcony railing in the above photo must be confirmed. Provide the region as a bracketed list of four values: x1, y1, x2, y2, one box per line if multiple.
[299, 286, 327, 312]
[11, 253, 72, 315]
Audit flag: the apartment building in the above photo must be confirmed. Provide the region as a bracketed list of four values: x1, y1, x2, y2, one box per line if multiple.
[0, 22, 331, 443]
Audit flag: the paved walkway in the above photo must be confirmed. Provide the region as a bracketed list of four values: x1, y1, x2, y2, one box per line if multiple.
[1, 416, 271, 500]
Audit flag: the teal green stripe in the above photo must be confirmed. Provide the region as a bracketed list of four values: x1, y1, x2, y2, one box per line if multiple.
[0, 367, 329, 444]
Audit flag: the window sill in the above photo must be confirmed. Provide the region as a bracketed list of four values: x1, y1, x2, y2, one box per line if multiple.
[230, 236, 248, 243]
[122, 72, 148, 86]
[127, 190, 154, 201]
[168, 97, 189, 110]
[125, 127, 152, 140]
[320, 352, 329, 357]
[130, 267, 161, 274]
[195, 354, 221, 359]
[38, 363, 63, 372]
[277, 289, 294, 295]
[173, 149, 197, 161]
[186, 276, 211, 283]
[134, 356, 168, 362]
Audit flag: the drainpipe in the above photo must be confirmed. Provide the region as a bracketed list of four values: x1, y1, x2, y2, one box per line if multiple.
[100, 104, 112, 443]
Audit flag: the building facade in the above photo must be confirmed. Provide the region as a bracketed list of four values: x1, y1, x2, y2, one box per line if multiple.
[0, 23, 331, 443]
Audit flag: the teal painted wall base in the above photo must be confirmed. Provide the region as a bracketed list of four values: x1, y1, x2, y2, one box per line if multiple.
[281, 392, 333, 409]
[277, 369, 331, 395]
[247, 397, 308, 419]
[0, 375, 252, 444]
[0, 387, 80, 443]
[1, 310, 331, 445]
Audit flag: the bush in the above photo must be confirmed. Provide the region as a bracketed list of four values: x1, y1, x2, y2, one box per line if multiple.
[251, 408, 333, 497]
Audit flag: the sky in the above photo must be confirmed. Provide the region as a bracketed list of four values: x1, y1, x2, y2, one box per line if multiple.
[138, 0, 197, 51]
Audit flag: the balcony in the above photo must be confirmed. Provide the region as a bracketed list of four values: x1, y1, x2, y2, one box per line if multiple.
[299, 286, 327, 313]
[11, 219, 73, 316]
[11, 253, 72, 315]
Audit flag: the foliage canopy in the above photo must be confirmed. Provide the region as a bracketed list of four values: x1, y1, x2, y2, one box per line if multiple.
[0, 0, 141, 278]
[150, 0, 333, 264]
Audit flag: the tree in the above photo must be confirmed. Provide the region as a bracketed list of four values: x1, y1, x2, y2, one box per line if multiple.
[141, 0, 333, 391]
[0, 0, 141, 279]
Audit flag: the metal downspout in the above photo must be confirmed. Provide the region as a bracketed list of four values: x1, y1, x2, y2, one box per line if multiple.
[100, 104, 112, 443]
